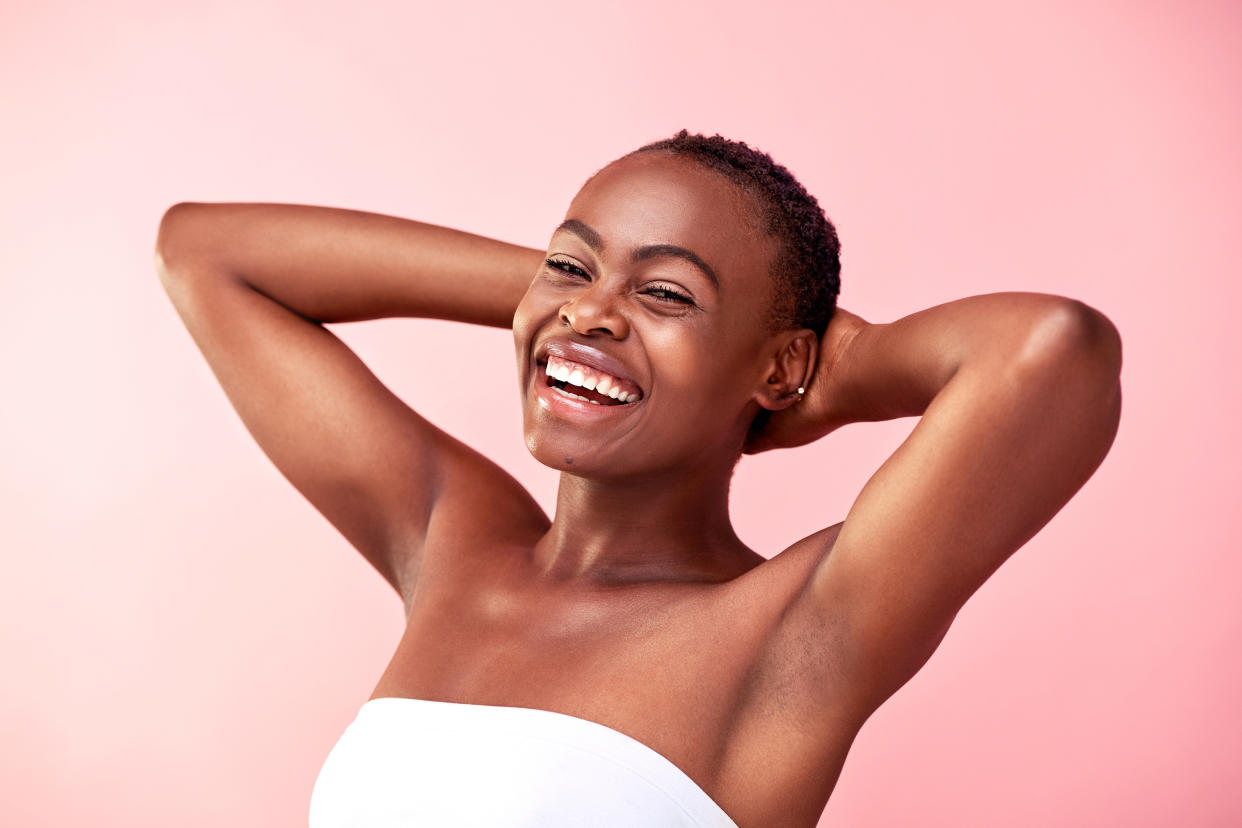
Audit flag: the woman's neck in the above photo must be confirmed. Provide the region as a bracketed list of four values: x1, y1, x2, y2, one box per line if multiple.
[530, 461, 763, 586]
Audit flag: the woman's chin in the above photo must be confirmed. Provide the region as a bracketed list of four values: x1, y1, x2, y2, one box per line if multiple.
[520, 395, 642, 475]
[523, 432, 612, 475]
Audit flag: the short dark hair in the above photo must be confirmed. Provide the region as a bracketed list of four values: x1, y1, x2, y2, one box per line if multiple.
[624, 129, 841, 337]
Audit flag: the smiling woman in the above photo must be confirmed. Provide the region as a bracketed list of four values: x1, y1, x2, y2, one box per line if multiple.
[156, 130, 1121, 828]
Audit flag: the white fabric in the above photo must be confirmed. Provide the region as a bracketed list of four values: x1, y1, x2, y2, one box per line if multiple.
[309, 697, 739, 827]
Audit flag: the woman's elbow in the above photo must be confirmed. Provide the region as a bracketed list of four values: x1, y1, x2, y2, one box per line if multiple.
[1019, 298, 1123, 388]
[154, 202, 213, 284]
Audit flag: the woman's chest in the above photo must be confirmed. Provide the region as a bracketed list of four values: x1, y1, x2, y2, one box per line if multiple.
[368, 547, 858, 826]
[374, 574, 759, 765]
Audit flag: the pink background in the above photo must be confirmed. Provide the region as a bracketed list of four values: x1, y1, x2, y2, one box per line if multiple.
[2, 1, 1239, 825]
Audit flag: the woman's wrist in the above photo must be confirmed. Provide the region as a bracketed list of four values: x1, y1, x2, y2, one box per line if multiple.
[805, 308, 879, 429]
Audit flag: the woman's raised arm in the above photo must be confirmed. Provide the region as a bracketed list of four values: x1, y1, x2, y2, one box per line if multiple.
[156, 202, 541, 325]
[155, 204, 549, 604]
[774, 292, 1122, 714]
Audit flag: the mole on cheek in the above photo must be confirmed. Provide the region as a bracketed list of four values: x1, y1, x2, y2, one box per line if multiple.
[565, 457, 574, 464]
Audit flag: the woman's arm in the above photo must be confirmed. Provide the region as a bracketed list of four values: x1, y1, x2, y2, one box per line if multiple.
[773, 292, 1122, 712]
[156, 203, 548, 603]
[156, 202, 541, 325]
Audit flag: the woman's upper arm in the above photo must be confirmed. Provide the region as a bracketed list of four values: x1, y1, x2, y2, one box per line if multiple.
[807, 299, 1122, 709]
[156, 255, 544, 603]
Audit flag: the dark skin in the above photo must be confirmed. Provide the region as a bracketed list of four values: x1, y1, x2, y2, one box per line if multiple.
[156, 152, 1122, 827]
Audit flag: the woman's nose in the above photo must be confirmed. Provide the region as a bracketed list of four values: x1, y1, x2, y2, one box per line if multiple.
[559, 283, 630, 339]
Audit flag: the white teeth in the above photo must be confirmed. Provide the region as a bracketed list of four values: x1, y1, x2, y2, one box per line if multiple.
[551, 383, 600, 404]
[541, 355, 642, 404]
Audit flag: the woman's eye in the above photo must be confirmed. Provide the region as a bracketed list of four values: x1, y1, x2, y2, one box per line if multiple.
[545, 259, 694, 308]
[546, 258, 588, 279]
[644, 284, 694, 305]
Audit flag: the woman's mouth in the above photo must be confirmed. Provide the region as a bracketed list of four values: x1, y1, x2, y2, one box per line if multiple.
[543, 356, 643, 406]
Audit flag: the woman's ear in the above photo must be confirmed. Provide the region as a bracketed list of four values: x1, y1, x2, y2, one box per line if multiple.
[753, 329, 818, 411]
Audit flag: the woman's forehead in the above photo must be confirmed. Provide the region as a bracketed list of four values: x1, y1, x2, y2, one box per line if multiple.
[564, 153, 771, 269]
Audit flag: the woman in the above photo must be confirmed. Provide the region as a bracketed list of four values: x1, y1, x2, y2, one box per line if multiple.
[156, 131, 1122, 827]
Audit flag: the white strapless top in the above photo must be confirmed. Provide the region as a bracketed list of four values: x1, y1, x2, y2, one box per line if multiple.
[308, 697, 739, 827]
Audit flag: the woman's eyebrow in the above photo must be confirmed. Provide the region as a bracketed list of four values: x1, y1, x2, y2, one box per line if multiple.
[632, 244, 718, 289]
[554, 219, 719, 290]
[556, 219, 604, 252]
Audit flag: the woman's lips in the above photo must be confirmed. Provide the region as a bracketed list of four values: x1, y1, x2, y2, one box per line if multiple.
[544, 356, 642, 404]
[530, 338, 645, 419]
[533, 370, 642, 419]
[535, 339, 644, 395]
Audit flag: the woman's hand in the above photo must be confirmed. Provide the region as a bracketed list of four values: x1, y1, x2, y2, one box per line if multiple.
[744, 307, 871, 454]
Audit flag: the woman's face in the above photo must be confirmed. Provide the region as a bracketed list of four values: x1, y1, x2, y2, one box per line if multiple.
[513, 152, 783, 477]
